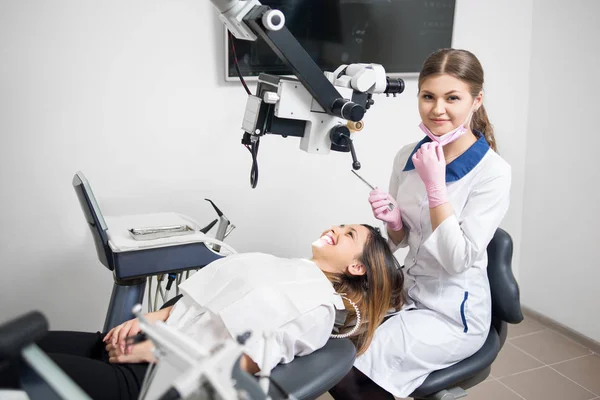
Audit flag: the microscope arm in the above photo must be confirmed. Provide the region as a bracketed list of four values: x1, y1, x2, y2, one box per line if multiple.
[210, 0, 365, 122]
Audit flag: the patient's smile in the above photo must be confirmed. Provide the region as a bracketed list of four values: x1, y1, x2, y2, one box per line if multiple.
[313, 232, 335, 248]
[320, 234, 335, 245]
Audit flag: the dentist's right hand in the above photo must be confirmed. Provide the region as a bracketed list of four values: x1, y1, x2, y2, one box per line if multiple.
[368, 188, 403, 231]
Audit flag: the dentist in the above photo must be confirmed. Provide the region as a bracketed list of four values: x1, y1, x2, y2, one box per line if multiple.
[330, 48, 512, 399]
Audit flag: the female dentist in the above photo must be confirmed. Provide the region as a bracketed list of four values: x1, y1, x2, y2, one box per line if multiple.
[330, 48, 512, 399]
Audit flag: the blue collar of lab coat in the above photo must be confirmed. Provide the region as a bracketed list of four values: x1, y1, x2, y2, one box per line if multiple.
[402, 131, 490, 183]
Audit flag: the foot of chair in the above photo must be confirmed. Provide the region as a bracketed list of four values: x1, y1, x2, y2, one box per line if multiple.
[415, 387, 468, 400]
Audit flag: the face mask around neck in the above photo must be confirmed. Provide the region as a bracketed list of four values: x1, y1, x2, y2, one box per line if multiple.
[419, 103, 477, 146]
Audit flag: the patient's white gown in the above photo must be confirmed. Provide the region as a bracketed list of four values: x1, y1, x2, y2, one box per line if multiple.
[164, 253, 344, 372]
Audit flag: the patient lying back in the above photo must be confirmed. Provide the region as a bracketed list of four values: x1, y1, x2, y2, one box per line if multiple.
[104, 224, 405, 374]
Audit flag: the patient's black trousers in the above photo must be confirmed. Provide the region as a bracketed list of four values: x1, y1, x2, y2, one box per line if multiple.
[0, 330, 148, 400]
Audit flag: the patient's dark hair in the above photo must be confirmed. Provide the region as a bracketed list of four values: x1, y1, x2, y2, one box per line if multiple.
[325, 224, 404, 356]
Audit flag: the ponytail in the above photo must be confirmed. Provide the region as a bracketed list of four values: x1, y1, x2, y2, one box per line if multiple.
[471, 104, 497, 152]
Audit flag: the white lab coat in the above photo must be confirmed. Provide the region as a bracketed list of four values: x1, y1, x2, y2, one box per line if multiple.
[354, 134, 511, 397]
[165, 253, 344, 373]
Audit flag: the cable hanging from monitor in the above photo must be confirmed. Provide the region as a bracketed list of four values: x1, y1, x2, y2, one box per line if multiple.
[229, 31, 260, 188]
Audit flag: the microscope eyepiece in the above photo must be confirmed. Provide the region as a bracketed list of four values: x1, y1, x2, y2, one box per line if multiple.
[385, 77, 405, 95]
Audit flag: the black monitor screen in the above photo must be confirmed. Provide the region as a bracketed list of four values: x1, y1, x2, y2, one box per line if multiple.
[225, 0, 456, 79]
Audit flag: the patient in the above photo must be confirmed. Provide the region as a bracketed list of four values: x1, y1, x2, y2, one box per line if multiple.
[1, 224, 404, 400]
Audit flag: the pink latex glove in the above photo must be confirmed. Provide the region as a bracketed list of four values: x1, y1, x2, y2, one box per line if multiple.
[412, 142, 448, 208]
[368, 188, 403, 231]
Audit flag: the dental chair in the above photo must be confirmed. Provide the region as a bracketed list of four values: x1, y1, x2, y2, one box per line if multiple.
[408, 228, 523, 400]
[72, 171, 357, 399]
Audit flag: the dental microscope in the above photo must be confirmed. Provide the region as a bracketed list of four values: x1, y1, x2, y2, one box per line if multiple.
[212, 0, 405, 187]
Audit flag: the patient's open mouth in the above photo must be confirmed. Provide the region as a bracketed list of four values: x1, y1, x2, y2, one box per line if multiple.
[320, 233, 335, 245]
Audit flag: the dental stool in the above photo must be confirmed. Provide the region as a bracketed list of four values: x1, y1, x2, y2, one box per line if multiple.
[409, 228, 523, 400]
[72, 171, 232, 332]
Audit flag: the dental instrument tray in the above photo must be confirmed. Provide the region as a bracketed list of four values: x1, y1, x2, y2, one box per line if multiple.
[128, 225, 195, 241]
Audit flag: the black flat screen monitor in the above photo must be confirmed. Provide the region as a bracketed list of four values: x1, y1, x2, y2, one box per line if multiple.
[225, 0, 456, 81]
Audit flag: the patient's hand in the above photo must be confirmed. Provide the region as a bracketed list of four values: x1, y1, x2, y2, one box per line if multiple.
[104, 318, 141, 355]
[103, 307, 172, 354]
[106, 339, 154, 364]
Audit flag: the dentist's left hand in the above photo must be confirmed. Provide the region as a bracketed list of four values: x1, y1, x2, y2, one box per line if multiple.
[412, 142, 448, 208]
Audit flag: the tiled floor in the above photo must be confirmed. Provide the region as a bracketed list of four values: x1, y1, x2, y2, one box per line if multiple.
[318, 314, 600, 400]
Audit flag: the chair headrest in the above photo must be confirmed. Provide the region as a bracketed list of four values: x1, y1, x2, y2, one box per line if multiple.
[487, 228, 523, 324]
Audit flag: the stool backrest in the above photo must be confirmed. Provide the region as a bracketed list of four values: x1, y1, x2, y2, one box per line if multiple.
[72, 171, 113, 271]
[487, 228, 523, 324]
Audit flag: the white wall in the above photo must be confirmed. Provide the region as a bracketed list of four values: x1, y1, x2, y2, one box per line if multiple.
[452, 0, 533, 296]
[0, 0, 532, 331]
[519, 0, 600, 342]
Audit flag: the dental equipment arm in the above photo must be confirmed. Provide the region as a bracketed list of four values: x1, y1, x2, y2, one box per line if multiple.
[210, 0, 405, 186]
[213, 0, 365, 121]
